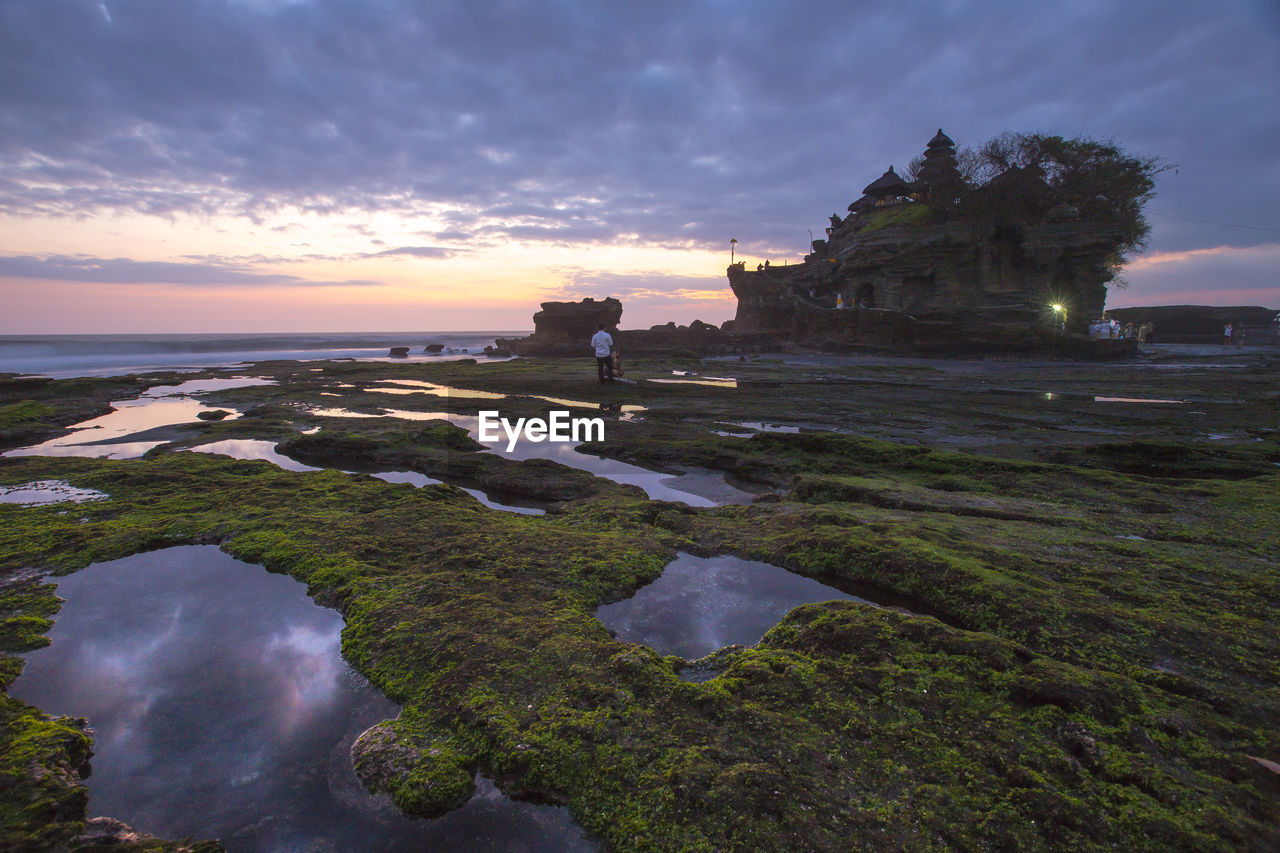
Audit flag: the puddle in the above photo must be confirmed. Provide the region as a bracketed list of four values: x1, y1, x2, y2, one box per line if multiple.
[370, 471, 545, 516]
[10, 546, 594, 851]
[646, 378, 738, 388]
[3, 378, 266, 460]
[1093, 396, 1183, 404]
[305, 406, 452, 422]
[473, 434, 719, 507]
[649, 469, 757, 506]
[595, 552, 874, 660]
[186, 439, 323, 473]
[729, 422, 800, 434]
[183, 440, 544, 516]
[298, 409, 723, 507]
[533, 396, 646, 414]
[138, 377, 274, 396]
[0, 480, 109, 506]
[368, 380, 506, 400]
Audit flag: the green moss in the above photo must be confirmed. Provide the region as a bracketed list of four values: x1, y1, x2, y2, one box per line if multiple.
[1, 354, 1278, 851]
[0, 401, 56, 429]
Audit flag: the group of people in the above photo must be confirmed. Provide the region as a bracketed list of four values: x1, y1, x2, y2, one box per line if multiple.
[1088, 317, 1154, 342]
[1223, 322, 1247, 347]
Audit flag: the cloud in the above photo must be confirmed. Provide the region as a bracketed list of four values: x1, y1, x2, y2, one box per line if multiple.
[0, 253, 382, 287]
[1111, 242, 1280, 308]
[548, 268, 734, 303]
[0, 0, 1276, 264]
[363, 245, 457, 259]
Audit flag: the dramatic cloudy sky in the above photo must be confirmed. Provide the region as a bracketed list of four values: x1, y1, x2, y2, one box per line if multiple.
[1, 0, 1277, 332]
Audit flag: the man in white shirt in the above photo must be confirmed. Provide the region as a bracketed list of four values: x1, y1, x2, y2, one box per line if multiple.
[590, 324, 615, 383]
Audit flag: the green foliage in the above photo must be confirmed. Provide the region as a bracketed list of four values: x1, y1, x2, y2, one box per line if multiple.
[956, 131, 1170, 270]
[858, 203, 935, 232]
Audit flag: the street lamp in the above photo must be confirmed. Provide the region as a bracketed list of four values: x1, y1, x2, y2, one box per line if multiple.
[730, 238, 738, 264]
[1051, 303, 1067, 333]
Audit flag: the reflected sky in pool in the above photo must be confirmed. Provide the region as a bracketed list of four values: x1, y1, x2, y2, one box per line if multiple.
[11, 546, 594, 852]
[596, 552, 872, 660]
[302, 408, 745, 507]
[2, 377, 270, 460]
[187, 439, 323, 473]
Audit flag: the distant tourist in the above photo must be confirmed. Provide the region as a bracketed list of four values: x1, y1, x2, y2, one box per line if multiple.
[1223, 322, 1233, 345]
[591, 324, 615, 384]
[1234, 324, 1246, 348]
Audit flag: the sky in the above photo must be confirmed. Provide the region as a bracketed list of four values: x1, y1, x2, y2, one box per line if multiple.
[1, 0, 1277, 333]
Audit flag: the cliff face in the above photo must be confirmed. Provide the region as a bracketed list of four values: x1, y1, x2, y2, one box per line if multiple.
[729, 219, 1123, 352]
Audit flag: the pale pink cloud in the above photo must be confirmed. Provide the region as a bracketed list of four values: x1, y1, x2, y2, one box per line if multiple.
[1111, 242, 1280, 309]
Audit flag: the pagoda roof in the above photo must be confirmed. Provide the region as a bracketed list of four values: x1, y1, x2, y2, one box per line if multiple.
[862, 166, 912, 197]
[927, 128, 955, 149]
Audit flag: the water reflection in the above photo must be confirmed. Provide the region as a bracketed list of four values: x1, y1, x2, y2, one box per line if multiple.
[2, 377, 268, 460]
[11, 546, 594, 852]
[371, 470, 545, 516]
[0, 479, 109, 506]
[596, 552, 873, 659]
[301, 409, 726, 506]
[369, 380, 506, 399]
[186, 439, 322, 473]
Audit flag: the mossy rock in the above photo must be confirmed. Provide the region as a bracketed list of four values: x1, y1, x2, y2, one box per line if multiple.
[351, 720, 476, 818]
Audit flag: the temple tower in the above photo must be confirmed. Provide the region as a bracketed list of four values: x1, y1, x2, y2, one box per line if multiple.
[915, 128, 963, 201]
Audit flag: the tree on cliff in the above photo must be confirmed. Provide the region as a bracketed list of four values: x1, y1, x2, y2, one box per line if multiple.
[961, 132, 1169, 260]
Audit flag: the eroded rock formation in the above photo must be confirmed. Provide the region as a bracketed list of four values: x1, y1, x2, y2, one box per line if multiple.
[729, 129, 1151, 353]
[531, 297, 623, 344]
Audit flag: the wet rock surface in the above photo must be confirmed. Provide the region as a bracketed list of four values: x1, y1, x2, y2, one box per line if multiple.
[1, 350, 1278, 851]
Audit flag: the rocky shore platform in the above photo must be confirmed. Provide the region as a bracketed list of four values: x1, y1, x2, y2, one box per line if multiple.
[2, 345, 1278, 851]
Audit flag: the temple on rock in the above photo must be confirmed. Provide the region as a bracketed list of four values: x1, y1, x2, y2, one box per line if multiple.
[727, 129, 1137, 352]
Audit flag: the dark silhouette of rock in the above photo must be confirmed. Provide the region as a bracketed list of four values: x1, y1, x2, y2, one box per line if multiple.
[423, 343, 445, 353]
[531, 297, 623, 344]
[389, 347, 410, 358]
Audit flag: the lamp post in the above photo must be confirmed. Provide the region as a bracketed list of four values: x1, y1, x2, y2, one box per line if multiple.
[730, 238, 737, 264]
[1051, 303, 1067, 334]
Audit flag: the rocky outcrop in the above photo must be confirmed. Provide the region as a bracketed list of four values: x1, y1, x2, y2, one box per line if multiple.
[499, 300, 741, 357]
[532, 297, 623, 344]
[726, 128, 1160, 354]
[729, 218, 1126, 353]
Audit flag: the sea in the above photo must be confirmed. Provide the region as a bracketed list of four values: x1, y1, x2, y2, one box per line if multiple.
[0, 331, 528, 379]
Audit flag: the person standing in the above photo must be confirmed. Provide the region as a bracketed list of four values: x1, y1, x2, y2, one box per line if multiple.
[1223, 322, 1233, 345]
[591, 324, 615, 383]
